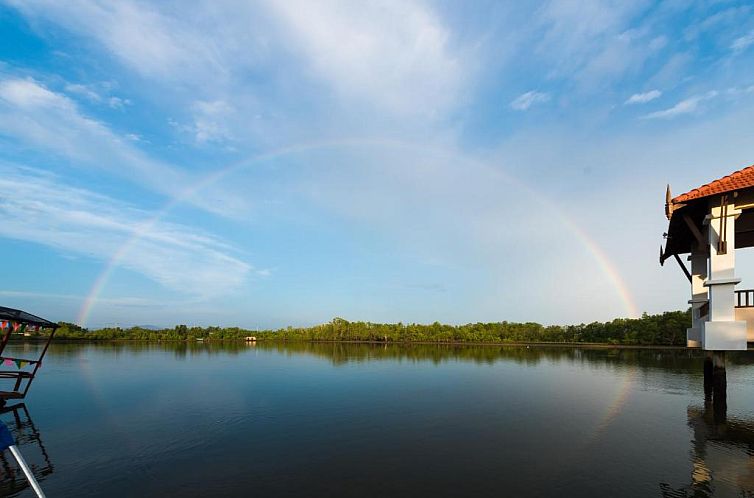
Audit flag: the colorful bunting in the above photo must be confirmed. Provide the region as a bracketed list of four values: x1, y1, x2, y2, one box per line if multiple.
[3, 359, 13, 367]
[13, 360, 28, 369]
[0, 322, 45, 332]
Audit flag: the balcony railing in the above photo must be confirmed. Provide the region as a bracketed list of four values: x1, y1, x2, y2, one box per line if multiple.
[735, 289, 754, 308]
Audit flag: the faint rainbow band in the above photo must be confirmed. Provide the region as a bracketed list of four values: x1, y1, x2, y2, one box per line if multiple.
[76, 139, 639, 326]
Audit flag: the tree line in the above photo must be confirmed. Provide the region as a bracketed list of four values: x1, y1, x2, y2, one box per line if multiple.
[42, 309, 691, 346]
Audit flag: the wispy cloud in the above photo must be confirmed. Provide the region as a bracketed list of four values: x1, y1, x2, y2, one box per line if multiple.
[725, 85, 754, 97]
[190, 100, 235, 145]
[641, 91, 717, 119]
[168, 100, 236, 145]
[0, 77, 249, 216]
[731, 29, 754, 53]
[0, 290, 165, 308]
[8, 0, 465, 122]
[0, 163, 253, 297]
[4, 0, 476, 156]
[625, 89, 661, 105]
[265, 0, 462, 117]
[534, 0, 652, 87]
[65, 82, 131, 109]
[684, 6, 752, 41]
[6, 0, 228, 84]
[510, 91, 550, 111]
[6, 0, 754, 327]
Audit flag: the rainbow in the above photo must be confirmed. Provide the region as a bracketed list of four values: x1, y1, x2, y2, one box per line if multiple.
[592, 366, 637, 439]
[77, 139, 639, 326]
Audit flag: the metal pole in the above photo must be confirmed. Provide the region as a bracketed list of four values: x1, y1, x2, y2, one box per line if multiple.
[8, 444, 45, 498]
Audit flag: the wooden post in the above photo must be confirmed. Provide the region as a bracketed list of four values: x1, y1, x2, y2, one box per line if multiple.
[687, 249, 707, 347]
[704, 351, 727, 423]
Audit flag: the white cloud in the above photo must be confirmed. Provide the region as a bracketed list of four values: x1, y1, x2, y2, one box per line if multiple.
[170, 100, 236, 145]
[264, 0, 462, 117]
[8, 0, 466, 118]
[642, 91, 718, 119]
[0, 164, 252, 297]
[0, 77, 249, 216]
[65, 82, 131, 109]
[0, 290, 165, 308]
[6, 0, 227, 83]
[534, 0, 652, 85]
[725, 85, 754, 96]
[107, 96, 131, 109]
[65, 83, 103, 103]
[6, 0, 469, 142]
[684, 6, 751, 41]
[625, 89, 661, 105]
[1, 78, 65, 108]
[191, 100, 235, 144]
[731, 29, 754, 53]
[510, 91, 550, 111]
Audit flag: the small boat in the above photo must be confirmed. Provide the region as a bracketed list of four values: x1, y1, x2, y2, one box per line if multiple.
[0, 306, 59, 405]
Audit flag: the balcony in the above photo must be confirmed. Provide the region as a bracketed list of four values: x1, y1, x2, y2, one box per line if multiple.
[734, 289, 754, 342]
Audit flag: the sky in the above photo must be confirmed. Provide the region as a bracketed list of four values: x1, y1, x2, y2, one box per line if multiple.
[1, 0, 754, 329]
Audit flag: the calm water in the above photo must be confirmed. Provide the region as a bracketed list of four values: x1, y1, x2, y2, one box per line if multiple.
[0, 342, 752, 497]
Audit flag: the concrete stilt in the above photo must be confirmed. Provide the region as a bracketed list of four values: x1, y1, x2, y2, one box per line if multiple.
[703, 351, 727, 423]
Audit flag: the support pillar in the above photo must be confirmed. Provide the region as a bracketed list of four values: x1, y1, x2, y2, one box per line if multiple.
[687, 250, 707, 347]
[703, 351, 726, 423]
[702, 198, 747, 350]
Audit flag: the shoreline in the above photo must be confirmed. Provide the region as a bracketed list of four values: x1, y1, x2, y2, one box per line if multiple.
[15, 338, 691, 349]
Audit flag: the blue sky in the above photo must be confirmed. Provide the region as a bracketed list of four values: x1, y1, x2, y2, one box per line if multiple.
[1, 0, 754, 328]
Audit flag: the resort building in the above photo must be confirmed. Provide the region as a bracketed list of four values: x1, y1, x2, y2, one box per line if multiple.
[661, 164, 754, 350]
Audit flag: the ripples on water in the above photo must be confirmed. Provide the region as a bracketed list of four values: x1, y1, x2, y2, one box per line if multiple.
[0, 342, 752, 497]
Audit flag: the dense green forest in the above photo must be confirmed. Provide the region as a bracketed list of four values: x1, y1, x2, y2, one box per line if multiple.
[39, 309, 691, 346]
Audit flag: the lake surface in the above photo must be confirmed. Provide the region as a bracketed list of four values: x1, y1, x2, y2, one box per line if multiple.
[0, 342, 752, 497]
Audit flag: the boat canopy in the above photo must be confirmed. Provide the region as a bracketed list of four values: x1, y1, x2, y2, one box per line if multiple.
[0, 307, 58, 329]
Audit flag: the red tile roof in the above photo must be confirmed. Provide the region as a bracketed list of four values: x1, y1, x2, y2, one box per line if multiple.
[672, 164, 754, 203]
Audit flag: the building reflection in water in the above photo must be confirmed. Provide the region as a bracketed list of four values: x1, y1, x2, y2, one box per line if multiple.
[661, 352, 754, 497]
[0, 403, 53, 497]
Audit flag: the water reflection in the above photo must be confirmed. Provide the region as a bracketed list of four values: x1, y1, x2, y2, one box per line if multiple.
[34, 340, 754, 369]
[252, 341, 754, 372]
[661, 353, 754, 497]
[4, 341, 754, 497]
[0, 403, 52, 497]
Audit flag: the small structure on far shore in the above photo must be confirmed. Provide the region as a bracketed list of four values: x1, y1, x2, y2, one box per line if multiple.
[661, 164, 754, 350]
[245, 336, 257, 342]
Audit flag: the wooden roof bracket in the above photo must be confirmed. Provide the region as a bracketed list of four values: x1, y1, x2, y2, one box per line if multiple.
[683, 214, 706, 251]
[673, 253, 692, 283]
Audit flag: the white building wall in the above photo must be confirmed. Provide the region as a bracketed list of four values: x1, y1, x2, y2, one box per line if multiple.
[702, 199, 747, 350]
